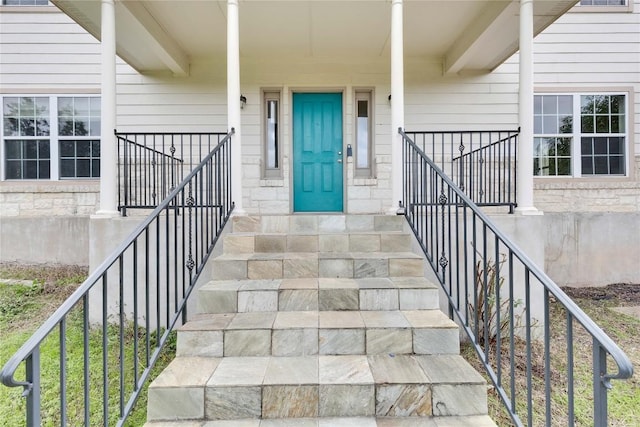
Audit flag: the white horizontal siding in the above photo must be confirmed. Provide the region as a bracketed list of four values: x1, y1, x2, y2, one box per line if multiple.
[0, 9, 101, 90]
[533, 0, 640, 157]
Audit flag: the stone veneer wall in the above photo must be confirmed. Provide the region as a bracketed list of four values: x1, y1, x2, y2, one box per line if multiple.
[0, 182, 99, 217]
[533, 157, 640, 213]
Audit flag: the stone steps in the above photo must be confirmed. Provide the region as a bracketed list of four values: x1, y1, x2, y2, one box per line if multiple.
[196, 277, 439, 314]
[145, 416, 498, 426]
[147, 355, 488, 423]
[210, 252, 424, 280]
[146, 215, 494, 425]
[223, 232, 413, 254]
[176, 309, 459, 358]
[230, 215, 406, 234]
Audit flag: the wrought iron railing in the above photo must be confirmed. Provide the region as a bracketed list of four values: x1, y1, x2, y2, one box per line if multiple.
[116, 132, 230, 215]
[399, 128, 633, 426]
[405, 130, 518, 212]
[1, 129, 235, 426]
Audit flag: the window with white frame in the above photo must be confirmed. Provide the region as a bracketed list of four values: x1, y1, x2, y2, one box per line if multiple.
[262, 91, 281, 178]
[354, 90, 373, 177]
[2, 0, 49, 5]
[534, 93, 627, 177]
[579, 0, 627, 5]
[2, 95, 100, 180]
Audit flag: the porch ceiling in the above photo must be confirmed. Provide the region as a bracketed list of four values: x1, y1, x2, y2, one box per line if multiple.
[51, 0, 578, 76]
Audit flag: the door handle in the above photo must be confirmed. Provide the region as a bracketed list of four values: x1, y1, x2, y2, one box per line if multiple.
[337, 159, 343, 163]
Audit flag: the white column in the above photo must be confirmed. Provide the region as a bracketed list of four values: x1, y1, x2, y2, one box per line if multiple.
[97, 0, 118, 216]
[389, 0, 405, 214]
[516, 0, 539, 214]
[227, 0, 244, 214]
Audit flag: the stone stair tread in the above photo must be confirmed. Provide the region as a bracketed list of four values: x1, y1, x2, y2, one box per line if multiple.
[152, 355, 484, 389]
[200, 277, 438, 291]
[213, 252, 422, 260]
[149, 215, 491, 424]
[179, 310, 457, 332]
[145, 415, 497, 426]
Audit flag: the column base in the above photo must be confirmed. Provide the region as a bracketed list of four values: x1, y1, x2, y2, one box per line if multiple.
[93, 209, 121, 218]
[514, 206, 544, 216]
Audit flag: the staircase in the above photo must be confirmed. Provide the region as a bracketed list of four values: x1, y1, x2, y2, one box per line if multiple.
[145, 215, 495, 426]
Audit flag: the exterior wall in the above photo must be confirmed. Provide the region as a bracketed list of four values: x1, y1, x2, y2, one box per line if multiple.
[0, 6, 101, 218]
[0, 216, 90, 265]
[1, 2, 639, 287]
[531, 1, 640, 212]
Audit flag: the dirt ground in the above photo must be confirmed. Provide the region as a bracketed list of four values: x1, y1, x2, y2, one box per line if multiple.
[562, 283, 640, 305]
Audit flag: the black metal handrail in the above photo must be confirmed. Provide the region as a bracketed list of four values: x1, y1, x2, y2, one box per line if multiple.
[405, 130, 518, 212]
[1, 129, 235, 426]
[116, 132, 230, 215]
[399, 128, 632, 426]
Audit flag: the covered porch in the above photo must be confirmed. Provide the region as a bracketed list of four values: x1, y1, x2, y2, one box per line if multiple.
[51, 0, 579, 216]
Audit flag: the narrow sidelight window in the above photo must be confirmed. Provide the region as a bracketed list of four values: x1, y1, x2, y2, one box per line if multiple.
[354, 90, 373, 177]
[263, 91, 281, 178]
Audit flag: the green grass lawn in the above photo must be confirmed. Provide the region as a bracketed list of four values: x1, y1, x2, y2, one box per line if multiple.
[462, 283, 640, 426]
[0, 264, 175, 427]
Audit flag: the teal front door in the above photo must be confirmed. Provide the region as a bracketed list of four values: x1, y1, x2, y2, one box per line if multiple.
[293, 93, 344, 212]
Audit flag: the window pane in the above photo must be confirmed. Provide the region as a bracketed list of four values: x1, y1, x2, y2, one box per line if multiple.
[557, 158, 571, 176]
[581, 156, 593, 175]
[60, 140, 75, 157]
[559, 115, 572, 134]
[25, 140, 38, 158]
[593, 137, 608, 155]
[594, 95, 609, 114]
[612, 115, 624, 133]
[581, 95, 594, 115]
[5, 141, 21, 159]
[609, 137, 624, 155]
[543, 116, 557, 134]
[595, 116, 609, 133]
[5, 160, 22, 179]
[542, 96, 557, 114]
[59, 118, 74, 136]
[92, 140, 101, 156]
[60, 159, 75, 178]
[534, 116, 542, 134]
[558, 95, 572, 114]
[20, 118, 35, 136]
[581, 115, 593, 133]
[76, 140, 91, 157]
[594, 157, 608, 174]
[609, 156, 625, 175]
[556, 138, 571, 156]
[3, 118, 18, 136]
[38, 139, 50, 158]
[90, 119, 101, 136]
[92, 159, 100, 177]
[76, 119, 90, 136]
[74, 97, 89, 116]
[76, 159, 90, 177]
[24, 160, 38, 179]
[266, 99, 278, 169]
[357, 117, 369, 168]
[38, 160, 50, 179]
[534, 96, 542, 114]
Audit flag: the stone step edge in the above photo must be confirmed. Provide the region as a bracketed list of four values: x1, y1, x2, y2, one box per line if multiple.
[147, 355, 489, 422]
[231, 215, 407, 234]
[200, 277, 439, 291]
[212, 252, 424, 260]
[180, 310, 457, 333]
[144, 415, 498, 426]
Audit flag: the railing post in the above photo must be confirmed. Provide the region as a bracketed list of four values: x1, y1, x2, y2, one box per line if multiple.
[593, 341, 609, 426]
[25, 349, 41, 427]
